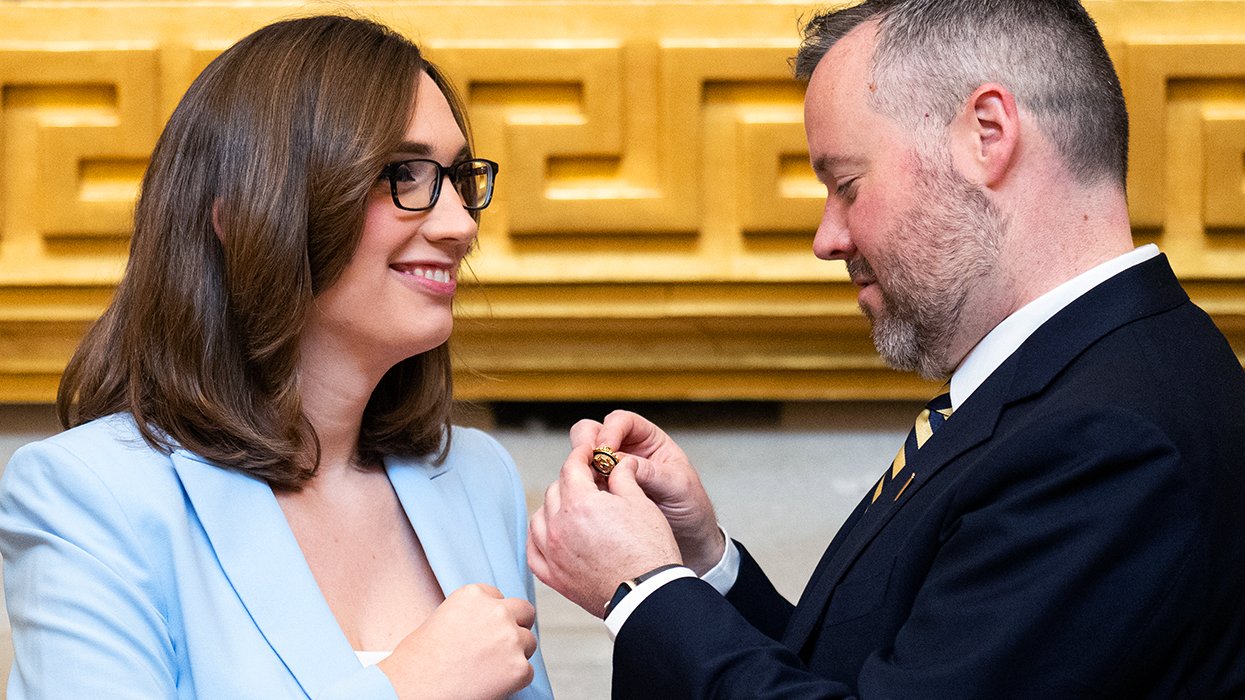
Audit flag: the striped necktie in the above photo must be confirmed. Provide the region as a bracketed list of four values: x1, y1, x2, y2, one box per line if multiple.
[870, 387, 953, 505]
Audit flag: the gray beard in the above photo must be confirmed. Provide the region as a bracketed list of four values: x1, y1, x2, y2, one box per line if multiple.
[856, 153, 1006, 381]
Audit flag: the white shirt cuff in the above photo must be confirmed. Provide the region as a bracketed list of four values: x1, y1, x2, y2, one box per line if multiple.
[604, 566, 695, 640]
[700, 527, 740, 596]
[603, 527, 741, 640]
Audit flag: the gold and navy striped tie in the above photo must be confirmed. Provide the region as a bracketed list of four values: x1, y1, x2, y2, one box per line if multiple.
[870, 387, 953, 505]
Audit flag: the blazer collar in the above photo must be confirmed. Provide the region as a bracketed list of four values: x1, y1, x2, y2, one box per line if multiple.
[783, 255, 1189, 653]
[385, 455, 514, 596]
[171, 450, 501, 696]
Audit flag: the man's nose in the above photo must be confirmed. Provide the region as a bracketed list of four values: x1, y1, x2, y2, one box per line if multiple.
[812, 201, 855, 261]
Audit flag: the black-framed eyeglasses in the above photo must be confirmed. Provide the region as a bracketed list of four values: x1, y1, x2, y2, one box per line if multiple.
[380, 158, 500, 212]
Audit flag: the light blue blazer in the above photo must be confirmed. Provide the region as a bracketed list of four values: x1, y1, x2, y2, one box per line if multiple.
[0, 414, 553, 699]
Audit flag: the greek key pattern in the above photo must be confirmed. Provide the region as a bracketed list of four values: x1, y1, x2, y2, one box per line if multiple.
[0, 1, 1242, 401]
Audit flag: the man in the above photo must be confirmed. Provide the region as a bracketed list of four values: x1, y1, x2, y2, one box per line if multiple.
[528, 0, 1245, 697]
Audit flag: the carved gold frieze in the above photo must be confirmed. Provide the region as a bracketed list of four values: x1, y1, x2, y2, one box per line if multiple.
[0, 1, 1242, 402]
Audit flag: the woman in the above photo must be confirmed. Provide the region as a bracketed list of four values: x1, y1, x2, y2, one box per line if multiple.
[0, 14, 551, 699]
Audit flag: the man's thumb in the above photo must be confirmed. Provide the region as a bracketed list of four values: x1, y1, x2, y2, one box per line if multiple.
[607, 456, 648, 499]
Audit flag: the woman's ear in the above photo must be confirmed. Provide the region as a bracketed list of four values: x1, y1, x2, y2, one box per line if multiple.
[948, 82, 1019, 188]
[211, 199, 225, 242]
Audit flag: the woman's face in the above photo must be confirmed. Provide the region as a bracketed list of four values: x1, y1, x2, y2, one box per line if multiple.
[302, 71, 478, 379]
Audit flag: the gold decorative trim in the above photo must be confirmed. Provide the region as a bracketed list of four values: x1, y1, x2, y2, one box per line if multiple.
[1, 1, 1243, 402]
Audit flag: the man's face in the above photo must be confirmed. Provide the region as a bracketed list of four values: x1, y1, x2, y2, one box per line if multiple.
[804, 25, 1005, 379]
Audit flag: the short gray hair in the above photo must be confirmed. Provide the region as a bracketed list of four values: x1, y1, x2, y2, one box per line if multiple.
[795, 0, 1128, 187]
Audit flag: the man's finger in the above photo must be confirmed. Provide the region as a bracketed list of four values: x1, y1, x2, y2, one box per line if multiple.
[595, 410, 641, 453]
[528, 506, 547, 549]
[526, 532, 550, 583]
[621, 454, 659, 491]
[542, 479, 562, 514]
[519, 628, 538, 659]
[569, 419, 604, 449]
[463, 583, 504, 599]
[559, 443, 599, 490]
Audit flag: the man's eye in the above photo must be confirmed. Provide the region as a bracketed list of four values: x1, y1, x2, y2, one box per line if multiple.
[835, 178, 859, 201]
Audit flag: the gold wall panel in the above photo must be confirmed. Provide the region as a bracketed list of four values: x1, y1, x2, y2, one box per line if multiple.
[0, 1, 1243, 403]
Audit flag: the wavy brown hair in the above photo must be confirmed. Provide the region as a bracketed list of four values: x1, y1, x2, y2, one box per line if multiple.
[58, 15, 475, 489]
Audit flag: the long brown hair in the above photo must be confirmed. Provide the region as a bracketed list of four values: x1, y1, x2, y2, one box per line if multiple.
[58, 15, 474, 489]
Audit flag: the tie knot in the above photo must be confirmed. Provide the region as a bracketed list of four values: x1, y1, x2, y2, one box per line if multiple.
[925, 388, 953, 433]
[926, 390, 952, 414]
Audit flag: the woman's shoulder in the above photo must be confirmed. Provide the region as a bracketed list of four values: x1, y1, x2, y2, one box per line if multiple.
[35, 411, 145, 449]
[445, 425, 514, 467]
[2, 413, 183, 504]
[387, 426, 521, 498]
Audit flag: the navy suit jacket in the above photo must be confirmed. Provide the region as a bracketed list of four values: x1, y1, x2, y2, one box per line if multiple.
[614, 255, 1245, 698]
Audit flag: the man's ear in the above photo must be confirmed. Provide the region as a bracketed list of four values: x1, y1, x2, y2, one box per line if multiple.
[949, 83, 1019, 188]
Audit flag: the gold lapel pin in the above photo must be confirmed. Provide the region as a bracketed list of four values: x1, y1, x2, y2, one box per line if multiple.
[591, 446, 620, 476]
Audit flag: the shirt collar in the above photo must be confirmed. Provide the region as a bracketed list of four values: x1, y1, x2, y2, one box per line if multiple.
[949, 244, 1160, 410]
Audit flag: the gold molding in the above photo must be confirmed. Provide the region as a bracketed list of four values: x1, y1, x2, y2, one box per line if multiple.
[2, 1, 1244, 402]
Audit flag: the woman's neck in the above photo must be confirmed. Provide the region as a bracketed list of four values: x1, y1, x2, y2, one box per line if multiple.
[295, 347, 387, 481]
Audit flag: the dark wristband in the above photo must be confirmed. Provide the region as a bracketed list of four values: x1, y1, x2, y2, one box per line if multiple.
[604, 563, 684, 618]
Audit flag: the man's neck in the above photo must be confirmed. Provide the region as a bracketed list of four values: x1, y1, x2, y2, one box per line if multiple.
[943, 181, 1134, 374]
[947, 244, 1158, 409]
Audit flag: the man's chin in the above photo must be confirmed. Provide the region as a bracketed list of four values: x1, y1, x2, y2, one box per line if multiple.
[856, 283, 885, 316]
[869, 316, 941, 379]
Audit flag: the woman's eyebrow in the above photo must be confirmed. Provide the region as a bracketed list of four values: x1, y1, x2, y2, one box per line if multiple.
[390, 142, 472, 161]
[391, 141, 434, 157]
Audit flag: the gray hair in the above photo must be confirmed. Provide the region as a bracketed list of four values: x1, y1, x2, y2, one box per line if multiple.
[794, 0, 1128, 187]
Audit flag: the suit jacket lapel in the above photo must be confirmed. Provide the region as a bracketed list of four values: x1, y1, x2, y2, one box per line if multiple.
[171, 452, 357, 698]
[781, 384, 1004, 652]
[781, 255, 1189, 654]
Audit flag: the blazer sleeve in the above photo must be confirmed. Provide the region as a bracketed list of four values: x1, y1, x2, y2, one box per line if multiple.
[612, 406, 1199, 698]
[0, 440, 177, 699]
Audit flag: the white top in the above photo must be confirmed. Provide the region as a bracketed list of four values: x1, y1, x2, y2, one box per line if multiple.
[355, 650, 392, 667]
[604, 244, 1161, 640]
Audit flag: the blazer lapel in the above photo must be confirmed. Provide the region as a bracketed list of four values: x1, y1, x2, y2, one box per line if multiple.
[781, 254, 1191, 655]
[171, 452, 358, 698]
[385, 455, 511, 597]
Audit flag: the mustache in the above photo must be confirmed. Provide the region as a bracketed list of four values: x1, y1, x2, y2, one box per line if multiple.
[847, 257, 875, 282]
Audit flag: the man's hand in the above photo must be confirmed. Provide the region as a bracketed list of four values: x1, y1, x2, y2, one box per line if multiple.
[528, 444, 682, 617]
[570, 411, 725, 576]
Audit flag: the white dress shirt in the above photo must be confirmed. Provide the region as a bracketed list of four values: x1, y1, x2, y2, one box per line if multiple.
[604, 244, 1161, 640]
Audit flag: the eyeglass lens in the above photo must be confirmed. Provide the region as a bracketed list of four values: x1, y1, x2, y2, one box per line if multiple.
[390, 159, 495, 211]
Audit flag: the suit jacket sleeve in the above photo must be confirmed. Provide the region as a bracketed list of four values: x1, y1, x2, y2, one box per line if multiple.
[0, 440, 178, 698]
[724, 541, 794, 641]
[613, 406, 1196, 698]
